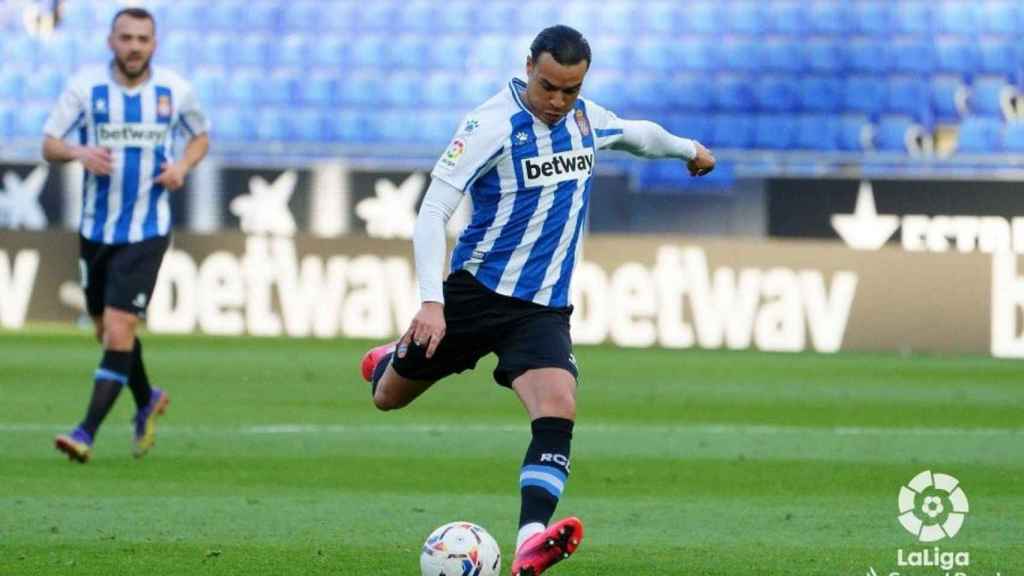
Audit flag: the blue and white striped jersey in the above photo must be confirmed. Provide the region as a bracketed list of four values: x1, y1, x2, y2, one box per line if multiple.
[431, 78, 625, 308]
[44, 65, 209, 244]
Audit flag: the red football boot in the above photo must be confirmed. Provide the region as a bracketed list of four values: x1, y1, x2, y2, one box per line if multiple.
[360, 341, 396, 382]
[511, 517, 584, 576]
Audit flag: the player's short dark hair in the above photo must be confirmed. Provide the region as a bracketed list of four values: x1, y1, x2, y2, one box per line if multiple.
[530, 25, 591, 68]
[111, 7, 156, 33]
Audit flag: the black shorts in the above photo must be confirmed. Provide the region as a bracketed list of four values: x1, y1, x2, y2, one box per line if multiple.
[79, 235, 170, 318]
[392, 270, 578, 387]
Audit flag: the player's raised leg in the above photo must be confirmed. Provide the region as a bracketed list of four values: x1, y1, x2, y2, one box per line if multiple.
[361, 341, 436, 411]
[510, 368, 584, 576]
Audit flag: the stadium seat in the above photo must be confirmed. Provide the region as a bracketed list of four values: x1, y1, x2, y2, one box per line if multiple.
[969, 78, 1017, 118]
[475, 2, 517, 32]
[458, 73, 501, 108]
[59, 0, 97, 30]
[354, 3, 395, 32]
[396, 0, 434, 33]
[417, 110, 462, 145]
[469, 35, 508, 71]
[666, 74, 713, 112]
[221, 70, 262, 106]
[593, 2, 635, 35]
[161, 0, 203, 33]
[886, 77, 931, 121]
[712, 76, 753, 112]
[797, 77, 843, 113]
[675, 1, 715, 34]
[761, 40, 804, 75]
[593, 38, 628, 72]
[582, 71, 624, 112]
[0, 68, 24, 102]
[887, 38, 935, 75]
[666, 115, 712, 144]
[260, 72, 294, 107]
[280, 0, 319, 32]
[310, 35, 348, 69]
[0, 105, 12, 140]
[238, 2, 279, 32]
[391, 35, 430, 70]
[760, 1, 804, 34]
[3, 35, 36, 69]
[956, 117, 1004, 152]
[978, 40, 1017, 77]
[160, 33, 196, 71]
[632, 38, 676, 72]
[794, 115, 840, 150]
[366, 110, 414, 143]
[717, 39, 760, 73]
[298, 72, 336, 107]
[930, 77, 969, 122]
[753, 116, 797, 149]
[806, 1, 847, 35]
[350, 35, 391, 70]
[843, 76, 887, 117]
[22, 68, 62, 102]
[36, 34, 75, 75]
[635, 1, 679, 35]
[752, 77, 799, 112]
[206, 1, 243, 32]
[710, 114, 755, 148]
[382, 72, 422, 108]
[674, 40, 715, 72]
[837, 115, 872, 151]
[849, 1, 890, 35]
[72, 32, 107, 68]
[336, 72, 375, 107]
[803, 40, 844, 74]
[289, 109, 326, 143]
[935, 39, 981, 76]
[845, 38, 889, 74]
[437, 1, 475, 33]
[874, 116, 918, 152]
[328, 109, 366, 144]
[421, 72, 459, 108]
[624, 74, 662, 112]
[231, 35, 268, 69]
[254, 108, 289, 142]
[559, 1, 598, 36]
[211, 108, 252, 142]
[270, 35, 307, 71]
[933, 1, 976, 35]
[195, 33, 230, 68]
[11, 105, 49, 138]
[722, 2, 760, 35]
[975, 1, 1019, 35]
[891, 1, 932, 35]
[1003, 121, 1024, 152]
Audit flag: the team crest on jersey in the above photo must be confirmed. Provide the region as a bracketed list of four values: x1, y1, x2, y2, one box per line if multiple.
[157, 95, 172, 118]
[574, 109, 590, 137]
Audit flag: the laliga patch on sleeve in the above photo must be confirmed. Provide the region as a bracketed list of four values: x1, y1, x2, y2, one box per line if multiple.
[438, 138, 466, 171]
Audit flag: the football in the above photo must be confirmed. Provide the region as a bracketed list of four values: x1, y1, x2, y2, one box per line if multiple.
[419, 521, 501, 576]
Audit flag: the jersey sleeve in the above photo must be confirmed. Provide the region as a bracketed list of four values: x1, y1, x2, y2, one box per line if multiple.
[583, 99, 627, 150]
[43, 77, 86, 139]
[176, 81, 210, 137]
[430, 109, 506, 191]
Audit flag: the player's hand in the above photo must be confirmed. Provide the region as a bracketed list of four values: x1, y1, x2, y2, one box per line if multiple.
[154, 162, 189, 191]
[687, 142, 715, 177]
[73, 146, 113, 176]
[398, 301, 446, 359]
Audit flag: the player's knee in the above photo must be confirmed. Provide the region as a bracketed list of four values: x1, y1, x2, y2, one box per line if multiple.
[102, 315, 137, 350]
[372, 388, 406, 412]
[537, 390, 576, 420]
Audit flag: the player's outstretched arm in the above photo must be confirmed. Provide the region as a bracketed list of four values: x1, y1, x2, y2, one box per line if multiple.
[402, 177, 463, 359]
[42, 136, 113, 175]
[612, 119, 716, 177]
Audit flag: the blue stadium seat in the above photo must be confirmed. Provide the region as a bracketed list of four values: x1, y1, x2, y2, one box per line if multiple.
[36, 34, 75, 75]
[298, 73, 336, 107]
[0, 105, 12, 140]
[260, 73, 294, 107]
[1003, 121, 1024, 152]
[888, 38, 936, 75]
[803, 40, 844, 74]
[383, 72, 422, 108]
[459, 73, 501, 108]
[223, 69, 262, 106]
[975, 1, 1019, 35]
[11, 105, 49, 138]
[476, 2, 517, 33]
[160, 33, 196, 71]
[710, 114, 755, 148]
[231, 35, 267, 69]
[969, 78, 1016, 118]
[761, 40, 804, 74]
[722, 2, 760, 35]
[195, 33, 230, 68]
[930, 77, 968, 122]
[270, 35, 307, 70]
[210, 108, 252, 142]
[310, 35, 348, 69]
[632, 38, 676, 72]
[521, 1, 563, 36]
[337, 72, 375, 107]
[666, 115, 712, 144]
[752, 77, 799, 112]
[935, 39, 981, 76]
[328, 109, 366, 144]
[594, 38, 628, 71]
[417, 110, 462, 145]
[845, 38, 889, 74]
[428, 35, 469, 71]
[760, 2, 805, 34]
[675, 1, 715, 34]
[891, 1, 932, 35]
[281, 1, 319, 32]
[978, 39, 1017, 77]
[933, 1, 976, 35]
[717, 39, 760, 73]
[675, 40, 715, 72]
[289, 109, 326, 142]
[396, 0, 434, 32]
[956, 117, 1004, 152]
[355, 3, 395, 32]
[366, 110, 413, 143]
[806, 1, 847, 35]
[753, 116, 797, 149]
[22, 68, 62, 101]
[635, 1, 679, 35]
[849, 1, 890, 35]
[594, 2, 635, 35]
[192, 67, 226, 105]
[843, 77, 887, 117]
[422, 72, 458, 108]
[712, 76, 753, 112]
[161, 0, 203, 33]
[59, 0, 97, 30]
[794, 115, 840, 150]
[3, 35, 36, 68]
[350, 35, 391, 69]
[239, 2, 279, 32]
[874, 116, 917, 152]
[797, 77, 843, 113]
[837, 115, 871, 151]
[469, 35, 507, 71]
[886, 78, 930, 121]
[391, 35, 430, 70]
[0, 68, 25, 102]
[666, 75, 713, 112]
[254, 108, 289, 142]
[72, 32, 107, 68]
[206, 1, 242, 32]
[437, 1, 475, 33]
[624, 75, 662, 113]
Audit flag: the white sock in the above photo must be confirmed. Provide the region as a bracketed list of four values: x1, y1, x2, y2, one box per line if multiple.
[516, 522, 546, 553]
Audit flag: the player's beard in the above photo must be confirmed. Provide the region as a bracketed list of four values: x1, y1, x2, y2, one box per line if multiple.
[114, 53, 151, 80]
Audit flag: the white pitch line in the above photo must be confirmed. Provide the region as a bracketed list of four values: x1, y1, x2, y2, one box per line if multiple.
[0, 423, 1019, 436]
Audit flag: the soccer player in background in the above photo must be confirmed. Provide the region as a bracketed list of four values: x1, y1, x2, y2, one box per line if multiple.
[360, 25, 715, 575]
[42, 7, 210, 462]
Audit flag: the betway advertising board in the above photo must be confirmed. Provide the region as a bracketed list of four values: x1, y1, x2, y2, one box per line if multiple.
[3, 230, 1021, 358]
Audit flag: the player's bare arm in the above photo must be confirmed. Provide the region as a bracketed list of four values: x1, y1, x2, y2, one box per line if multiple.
[155, 133, 210, 191]
[42, 137, 113, 176]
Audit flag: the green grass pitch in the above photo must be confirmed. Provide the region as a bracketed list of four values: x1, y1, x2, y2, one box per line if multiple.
[1, 328, 1021, 575]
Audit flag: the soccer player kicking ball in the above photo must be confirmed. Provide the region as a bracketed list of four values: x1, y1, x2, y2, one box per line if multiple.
[42, 8, 210, 462]
[361, 25, 714, 575]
